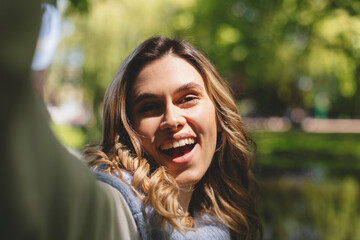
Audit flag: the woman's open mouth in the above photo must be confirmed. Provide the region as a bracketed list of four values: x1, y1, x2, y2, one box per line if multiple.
[160, 137, 197, 159]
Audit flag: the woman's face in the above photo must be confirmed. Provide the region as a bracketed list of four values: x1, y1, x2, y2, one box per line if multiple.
[129, 54, 217, 187]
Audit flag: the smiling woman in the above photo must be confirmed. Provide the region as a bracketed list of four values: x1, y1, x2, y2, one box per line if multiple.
[84, 36, 263, 240]
[130, 55, 217, 190]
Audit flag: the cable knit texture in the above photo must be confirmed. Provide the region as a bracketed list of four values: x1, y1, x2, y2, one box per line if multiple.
[94, 171, 230, 240]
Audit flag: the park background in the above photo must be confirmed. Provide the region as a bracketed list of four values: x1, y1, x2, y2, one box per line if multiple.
[35, 0, 360, 239]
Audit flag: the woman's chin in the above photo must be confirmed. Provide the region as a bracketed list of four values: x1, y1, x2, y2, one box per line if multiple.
[175, 175, 200, 188]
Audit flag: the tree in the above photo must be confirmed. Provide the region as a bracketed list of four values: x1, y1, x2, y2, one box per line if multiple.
[172, 0, 360, 118]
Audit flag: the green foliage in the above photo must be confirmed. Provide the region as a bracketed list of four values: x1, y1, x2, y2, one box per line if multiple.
[67, 0, 89, 14]
[304, 177, 360, 240]
[50, 123, 86, 150]
[172, 0, 360, 117]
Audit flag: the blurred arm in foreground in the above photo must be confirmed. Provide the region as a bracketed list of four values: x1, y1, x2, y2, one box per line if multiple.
[0, 1, 138, 239]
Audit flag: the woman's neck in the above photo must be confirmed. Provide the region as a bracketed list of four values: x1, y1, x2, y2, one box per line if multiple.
[178, 186, 194, 213]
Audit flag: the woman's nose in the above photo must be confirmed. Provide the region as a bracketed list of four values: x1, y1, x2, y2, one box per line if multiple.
[159, 104, 185, 131]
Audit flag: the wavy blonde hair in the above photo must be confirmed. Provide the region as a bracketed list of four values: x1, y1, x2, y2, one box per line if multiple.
[84, 36, 263, 239]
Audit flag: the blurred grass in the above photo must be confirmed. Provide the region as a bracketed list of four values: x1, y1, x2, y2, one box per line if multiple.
[250, 130, 360, 179]
[251, 130, 360, 239]
[258, 177, 360, 240]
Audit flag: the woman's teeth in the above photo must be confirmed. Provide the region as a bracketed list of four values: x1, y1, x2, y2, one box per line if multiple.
[160, 138, 195, 150]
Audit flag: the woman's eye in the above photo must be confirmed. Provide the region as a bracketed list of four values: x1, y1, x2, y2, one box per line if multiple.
[138, 103, 158, 114]
[180, 95, 198, 104]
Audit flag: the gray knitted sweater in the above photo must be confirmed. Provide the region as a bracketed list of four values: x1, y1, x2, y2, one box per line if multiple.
[94, 171, 230, 240]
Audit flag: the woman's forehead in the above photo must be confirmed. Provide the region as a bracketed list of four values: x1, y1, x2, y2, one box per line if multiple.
[130, 55, 206, 97]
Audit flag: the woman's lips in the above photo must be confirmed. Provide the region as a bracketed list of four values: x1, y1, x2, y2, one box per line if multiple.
[159, 137, 198, 164]
[160, 137, 196, 150]
[162, 143, 196, 158]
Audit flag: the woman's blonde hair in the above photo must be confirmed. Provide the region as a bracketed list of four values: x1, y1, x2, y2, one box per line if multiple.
[85, 36, 263, 239]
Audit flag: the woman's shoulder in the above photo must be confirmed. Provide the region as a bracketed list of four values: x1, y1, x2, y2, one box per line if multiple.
[91, 164, 133, 184]
[92, 168, 142, 213]
[93, 169, 134, 195]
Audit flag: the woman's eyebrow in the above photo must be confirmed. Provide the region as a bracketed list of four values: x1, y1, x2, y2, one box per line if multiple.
[174, 82, 204, 94]
[133, 82, 204, 106]
[132, 93, 157, 107]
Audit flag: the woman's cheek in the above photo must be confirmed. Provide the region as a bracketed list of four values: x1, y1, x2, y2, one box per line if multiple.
[138, 117, 156, 133]
[187, 103, 217, 134]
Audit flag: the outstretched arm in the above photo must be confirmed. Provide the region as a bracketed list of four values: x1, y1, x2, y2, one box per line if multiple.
[0, 1, 138, 239]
